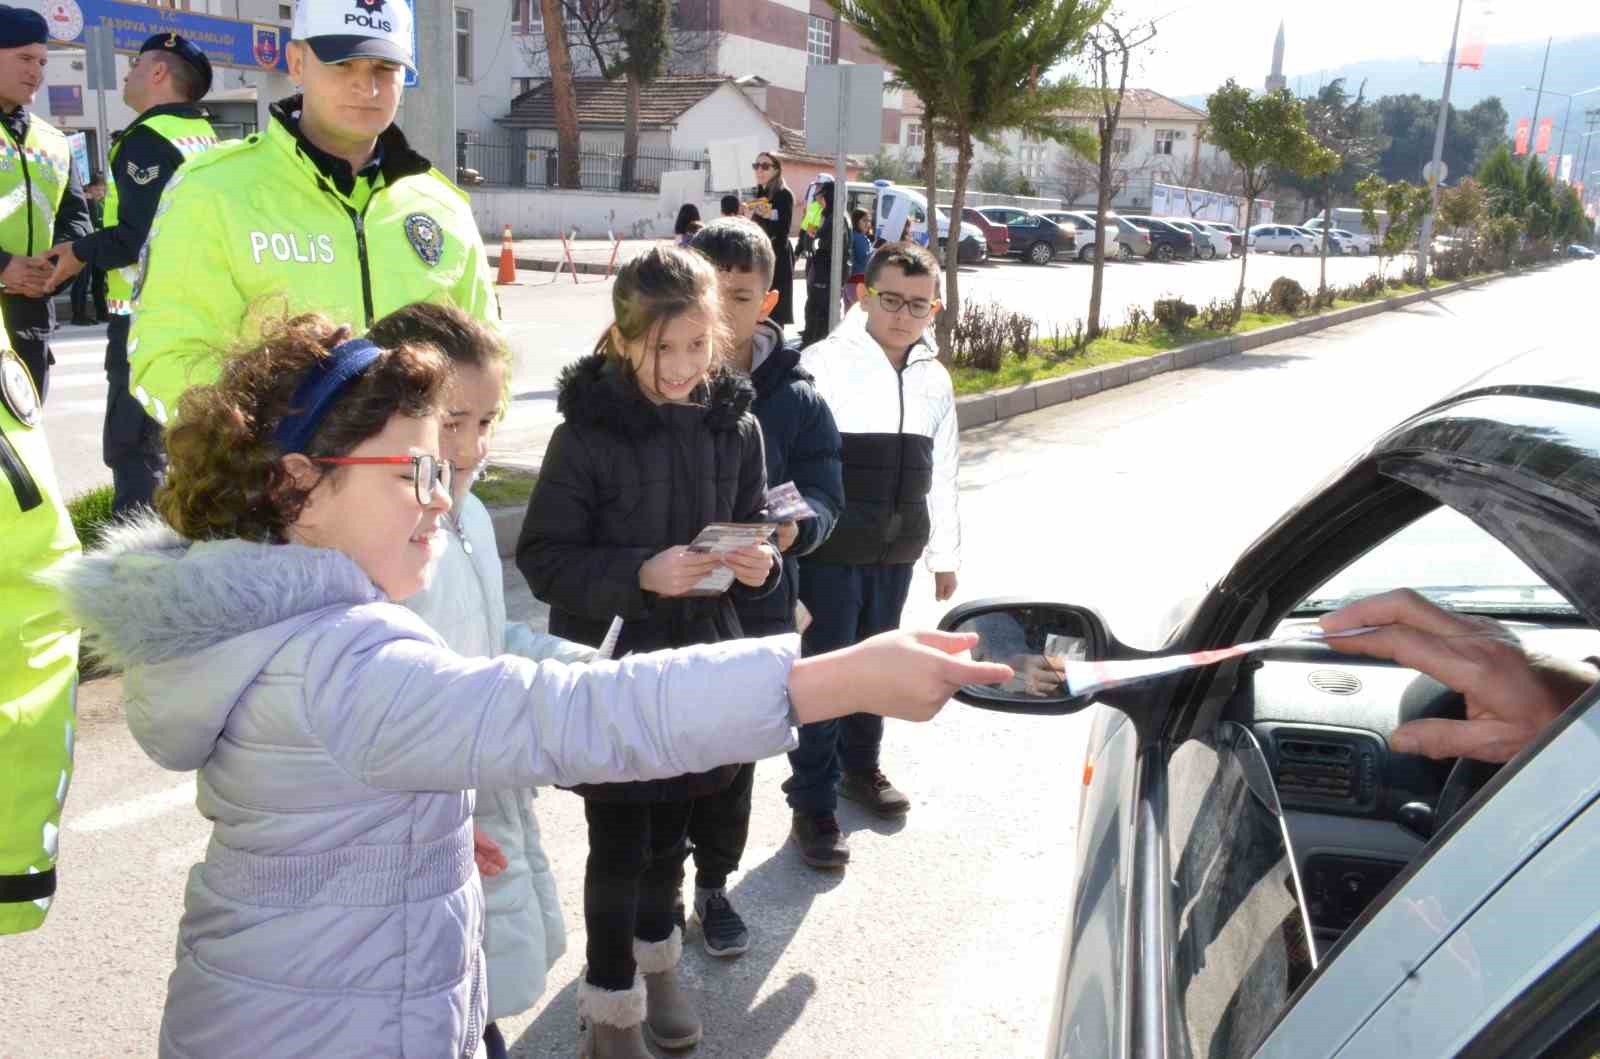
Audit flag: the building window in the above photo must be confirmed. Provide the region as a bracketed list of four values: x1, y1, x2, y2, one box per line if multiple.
[277, 3, 291, 20]
[905, 120, 923, 148]
[807, 15, 833, 65]
[1112, 128, 1132, 155]
[455, 8, 472, 82]
[1154, 128, 1182, 155]
[513, 76, 537, 97]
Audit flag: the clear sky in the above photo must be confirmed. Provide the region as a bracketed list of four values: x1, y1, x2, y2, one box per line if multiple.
[1083, 0, 1598, 98]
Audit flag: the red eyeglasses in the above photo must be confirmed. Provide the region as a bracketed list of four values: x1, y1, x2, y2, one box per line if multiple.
[312, 455, 453, 505]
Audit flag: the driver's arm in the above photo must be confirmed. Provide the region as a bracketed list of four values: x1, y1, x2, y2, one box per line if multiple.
[1321, 589, 1597, 763]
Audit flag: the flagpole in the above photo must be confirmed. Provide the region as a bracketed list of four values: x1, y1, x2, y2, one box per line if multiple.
[1529, 36, 1551, 164]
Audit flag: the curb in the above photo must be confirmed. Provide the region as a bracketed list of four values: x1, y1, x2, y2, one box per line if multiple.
[488, 253, 619, 276]
[486, 265, 1542, 559]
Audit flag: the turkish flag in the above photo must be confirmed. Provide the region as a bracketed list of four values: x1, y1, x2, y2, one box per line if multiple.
[1514, 118, 1530, 155]
[1536, 117, 1553, 154]
[1457, 37, 1485, 70]
[1548, 154, 1558, 180]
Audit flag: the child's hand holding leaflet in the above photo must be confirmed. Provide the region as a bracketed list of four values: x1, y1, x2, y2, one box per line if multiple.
[683, 523, 777, 596]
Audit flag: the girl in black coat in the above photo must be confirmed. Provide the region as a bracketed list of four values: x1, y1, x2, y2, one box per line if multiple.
[516, 246, 780, 1051]
[748, 151, 795, 326]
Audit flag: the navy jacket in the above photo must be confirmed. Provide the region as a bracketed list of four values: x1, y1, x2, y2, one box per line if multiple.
[735, 320, 844, 635]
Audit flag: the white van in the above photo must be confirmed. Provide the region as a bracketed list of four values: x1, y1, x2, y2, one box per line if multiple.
[829, 179, 988, 263]
[1304, 207, 1387, 241]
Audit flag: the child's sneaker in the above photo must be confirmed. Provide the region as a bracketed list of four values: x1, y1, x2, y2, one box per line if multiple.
[692, 887, 750, 957]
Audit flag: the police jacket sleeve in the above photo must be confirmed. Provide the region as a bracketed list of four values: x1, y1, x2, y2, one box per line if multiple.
[301, 613, 800, 793]
[73, 129, 182, 272]
[515, 424, 659, 622]
[452, 220, 500, 326]
[923, 373, 962, 573]
[50, 164, 91, 251]
[787, 384, 844, 558]
[730, 418, 781, 602]
[128, 174, 233, 423]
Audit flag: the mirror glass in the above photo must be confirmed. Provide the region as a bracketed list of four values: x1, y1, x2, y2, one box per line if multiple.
[956, 606, 1092, 701]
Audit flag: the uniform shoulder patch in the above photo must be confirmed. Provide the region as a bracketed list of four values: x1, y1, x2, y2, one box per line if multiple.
[404, 213, 444, 266]
[0, 349, 41, 427]
[126, 160, 161, 185]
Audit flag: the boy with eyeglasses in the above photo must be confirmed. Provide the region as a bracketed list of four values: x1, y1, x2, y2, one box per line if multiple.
[784, 241, 962, 869]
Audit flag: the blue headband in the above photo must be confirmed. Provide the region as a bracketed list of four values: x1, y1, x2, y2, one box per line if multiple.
[273, 338, 383, 453]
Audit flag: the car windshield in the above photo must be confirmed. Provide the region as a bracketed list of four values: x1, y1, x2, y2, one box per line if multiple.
[1292, 506, 1574, 617]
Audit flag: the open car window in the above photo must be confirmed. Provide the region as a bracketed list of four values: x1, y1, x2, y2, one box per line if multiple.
[1292, 506, 1572, 619]
[1167, 722, 1316, 1059]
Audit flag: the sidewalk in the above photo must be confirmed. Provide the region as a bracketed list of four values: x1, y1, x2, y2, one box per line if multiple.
[486, 236, 662, 275]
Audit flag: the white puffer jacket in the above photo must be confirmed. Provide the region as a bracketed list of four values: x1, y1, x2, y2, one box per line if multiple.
[404, 492, 586, 1021]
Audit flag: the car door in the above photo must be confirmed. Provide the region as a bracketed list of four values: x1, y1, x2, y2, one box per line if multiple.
[1043, 382, 1600, 1059]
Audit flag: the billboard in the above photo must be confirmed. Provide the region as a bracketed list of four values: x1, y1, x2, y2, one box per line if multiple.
[33, 0, 289, 71]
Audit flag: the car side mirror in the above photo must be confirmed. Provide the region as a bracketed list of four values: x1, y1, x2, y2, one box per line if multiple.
[939, 599, 1118, 715]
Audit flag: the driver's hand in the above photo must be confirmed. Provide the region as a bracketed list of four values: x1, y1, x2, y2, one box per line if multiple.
[1321, 589, 1596, 763]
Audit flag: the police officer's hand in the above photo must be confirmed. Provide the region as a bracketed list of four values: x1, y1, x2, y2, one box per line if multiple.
[1, 255, 52, 297]
[45, 242, 85, 291]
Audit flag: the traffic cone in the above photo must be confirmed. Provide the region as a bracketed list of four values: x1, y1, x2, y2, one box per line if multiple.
[496, 224, 517, 285]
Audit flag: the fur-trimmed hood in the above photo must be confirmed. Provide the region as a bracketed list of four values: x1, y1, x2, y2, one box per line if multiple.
[554, 352, 756, 440]
[48, 515, 385, 770]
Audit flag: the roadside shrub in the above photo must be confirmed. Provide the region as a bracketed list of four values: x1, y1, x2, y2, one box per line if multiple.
[1266, 276, 1308, 315]
[1248, 288, 1273, 315]
[1044, 319, 1088, 357]
[1357, 273, 1386, 299]
[1399, 263, 1426, 287]
[1120, 304, 1151, 341]
[67, 485, 115, 551]
[1152, 298, 1198, 334]
[1200, 297, 1236, 331]
[1309, 286, 1337, 310]
[1005, 311, 1034, 362]
[949, 300, 1010, 371]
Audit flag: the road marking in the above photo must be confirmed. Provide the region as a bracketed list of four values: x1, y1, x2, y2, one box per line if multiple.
[51, 350, 105, 367]
[44, 372, 105, 391]
[66, 779, 195, 833]
[42, 397, 108, 417]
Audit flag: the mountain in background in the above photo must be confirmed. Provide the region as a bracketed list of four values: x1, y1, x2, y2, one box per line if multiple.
[1179, 34, 1600, 140]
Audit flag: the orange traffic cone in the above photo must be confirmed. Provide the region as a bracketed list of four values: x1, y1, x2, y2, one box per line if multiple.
[496, 224, 517, 285]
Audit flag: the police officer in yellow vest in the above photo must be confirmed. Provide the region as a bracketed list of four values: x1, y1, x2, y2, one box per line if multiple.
[0, 332, 81, 935]
[0, 6, 90, 402]
[126, 0, 497, 420]
[47, 33, 215, 516]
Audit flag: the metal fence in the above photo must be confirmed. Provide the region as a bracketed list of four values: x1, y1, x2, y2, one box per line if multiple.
[456, 130, 711, 193]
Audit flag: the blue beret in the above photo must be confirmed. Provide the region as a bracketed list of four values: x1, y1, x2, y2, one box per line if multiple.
[0, 6, 48, 49]
[140, 32, 213, 99]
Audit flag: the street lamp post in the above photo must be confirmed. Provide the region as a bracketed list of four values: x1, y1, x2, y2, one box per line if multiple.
[1523, 85, 1600, 184]
[1417, 0, 1465, 286]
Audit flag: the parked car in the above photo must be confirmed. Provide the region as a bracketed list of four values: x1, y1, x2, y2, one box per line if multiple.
[1249, 223, 1318, 255]
[1165, 218, 1230, 260]
[976, 206, 1075, 265]
[1041, 210, 1119, 263]
[1121, 214, 1195, 261]
[1568, 243, 1597, 259]
[1327, 228, 1373, 255]
[961, 206, 1011, 259]
[1305, 208, 1387, 245]
[1197, 220, 1244, 257]
[940, 358, 1600, 1058]
[1108, 214, 1153, 261]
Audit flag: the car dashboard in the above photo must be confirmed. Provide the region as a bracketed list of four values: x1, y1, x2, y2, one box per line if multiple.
[1223, 618, 1600, 949]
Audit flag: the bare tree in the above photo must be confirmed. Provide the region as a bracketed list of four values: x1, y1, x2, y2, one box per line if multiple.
[1052, 131, 1154, 208]
[538, 0, 582, 188]
[1082, 14, 1158, 339]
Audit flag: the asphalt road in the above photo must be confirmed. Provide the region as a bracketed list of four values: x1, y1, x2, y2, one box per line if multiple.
[39, 247, 1406, 495]
[5, 262, 1590, 1058]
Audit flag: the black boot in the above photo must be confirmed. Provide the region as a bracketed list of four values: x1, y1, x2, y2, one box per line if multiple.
[840, 768, 912, 817]
[791, 811, 850, 869]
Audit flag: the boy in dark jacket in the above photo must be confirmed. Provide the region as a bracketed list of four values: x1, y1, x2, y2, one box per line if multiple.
[686, 217, 844, 952]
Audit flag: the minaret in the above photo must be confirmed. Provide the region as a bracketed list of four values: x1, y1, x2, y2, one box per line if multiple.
[1265, 21, 1287, 93]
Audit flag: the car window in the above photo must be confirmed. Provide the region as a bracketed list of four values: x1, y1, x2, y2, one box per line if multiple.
[1293, 506, 1571, 617]
[1167, 722, 1316, 1059]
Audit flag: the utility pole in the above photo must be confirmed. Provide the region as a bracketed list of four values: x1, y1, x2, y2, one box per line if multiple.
[1417, 0, 1463, 285]
[1528, 36, 1551, 161]
[400, 0, 456, 177]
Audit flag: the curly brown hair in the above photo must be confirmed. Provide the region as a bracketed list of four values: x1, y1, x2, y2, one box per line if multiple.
[157, 313, 452, 543]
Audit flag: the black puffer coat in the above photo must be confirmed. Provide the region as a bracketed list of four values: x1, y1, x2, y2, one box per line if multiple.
[516, 352, 779, 802]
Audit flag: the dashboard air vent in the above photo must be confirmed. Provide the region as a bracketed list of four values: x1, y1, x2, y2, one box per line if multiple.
[1308, 669, 1362, 696]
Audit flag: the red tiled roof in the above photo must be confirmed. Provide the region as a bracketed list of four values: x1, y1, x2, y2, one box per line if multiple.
[499, 75, 736, 130]
[1060, 88, 1207, 123]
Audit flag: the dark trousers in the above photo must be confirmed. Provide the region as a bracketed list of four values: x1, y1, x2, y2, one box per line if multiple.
[784, 561, 916, 815]
[583, 798, 693, 991]
[2, 292, 54, 401]
[70, 265, 106, 321]
[101, 315, 164, 516]
[687, 761, 755, 890]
